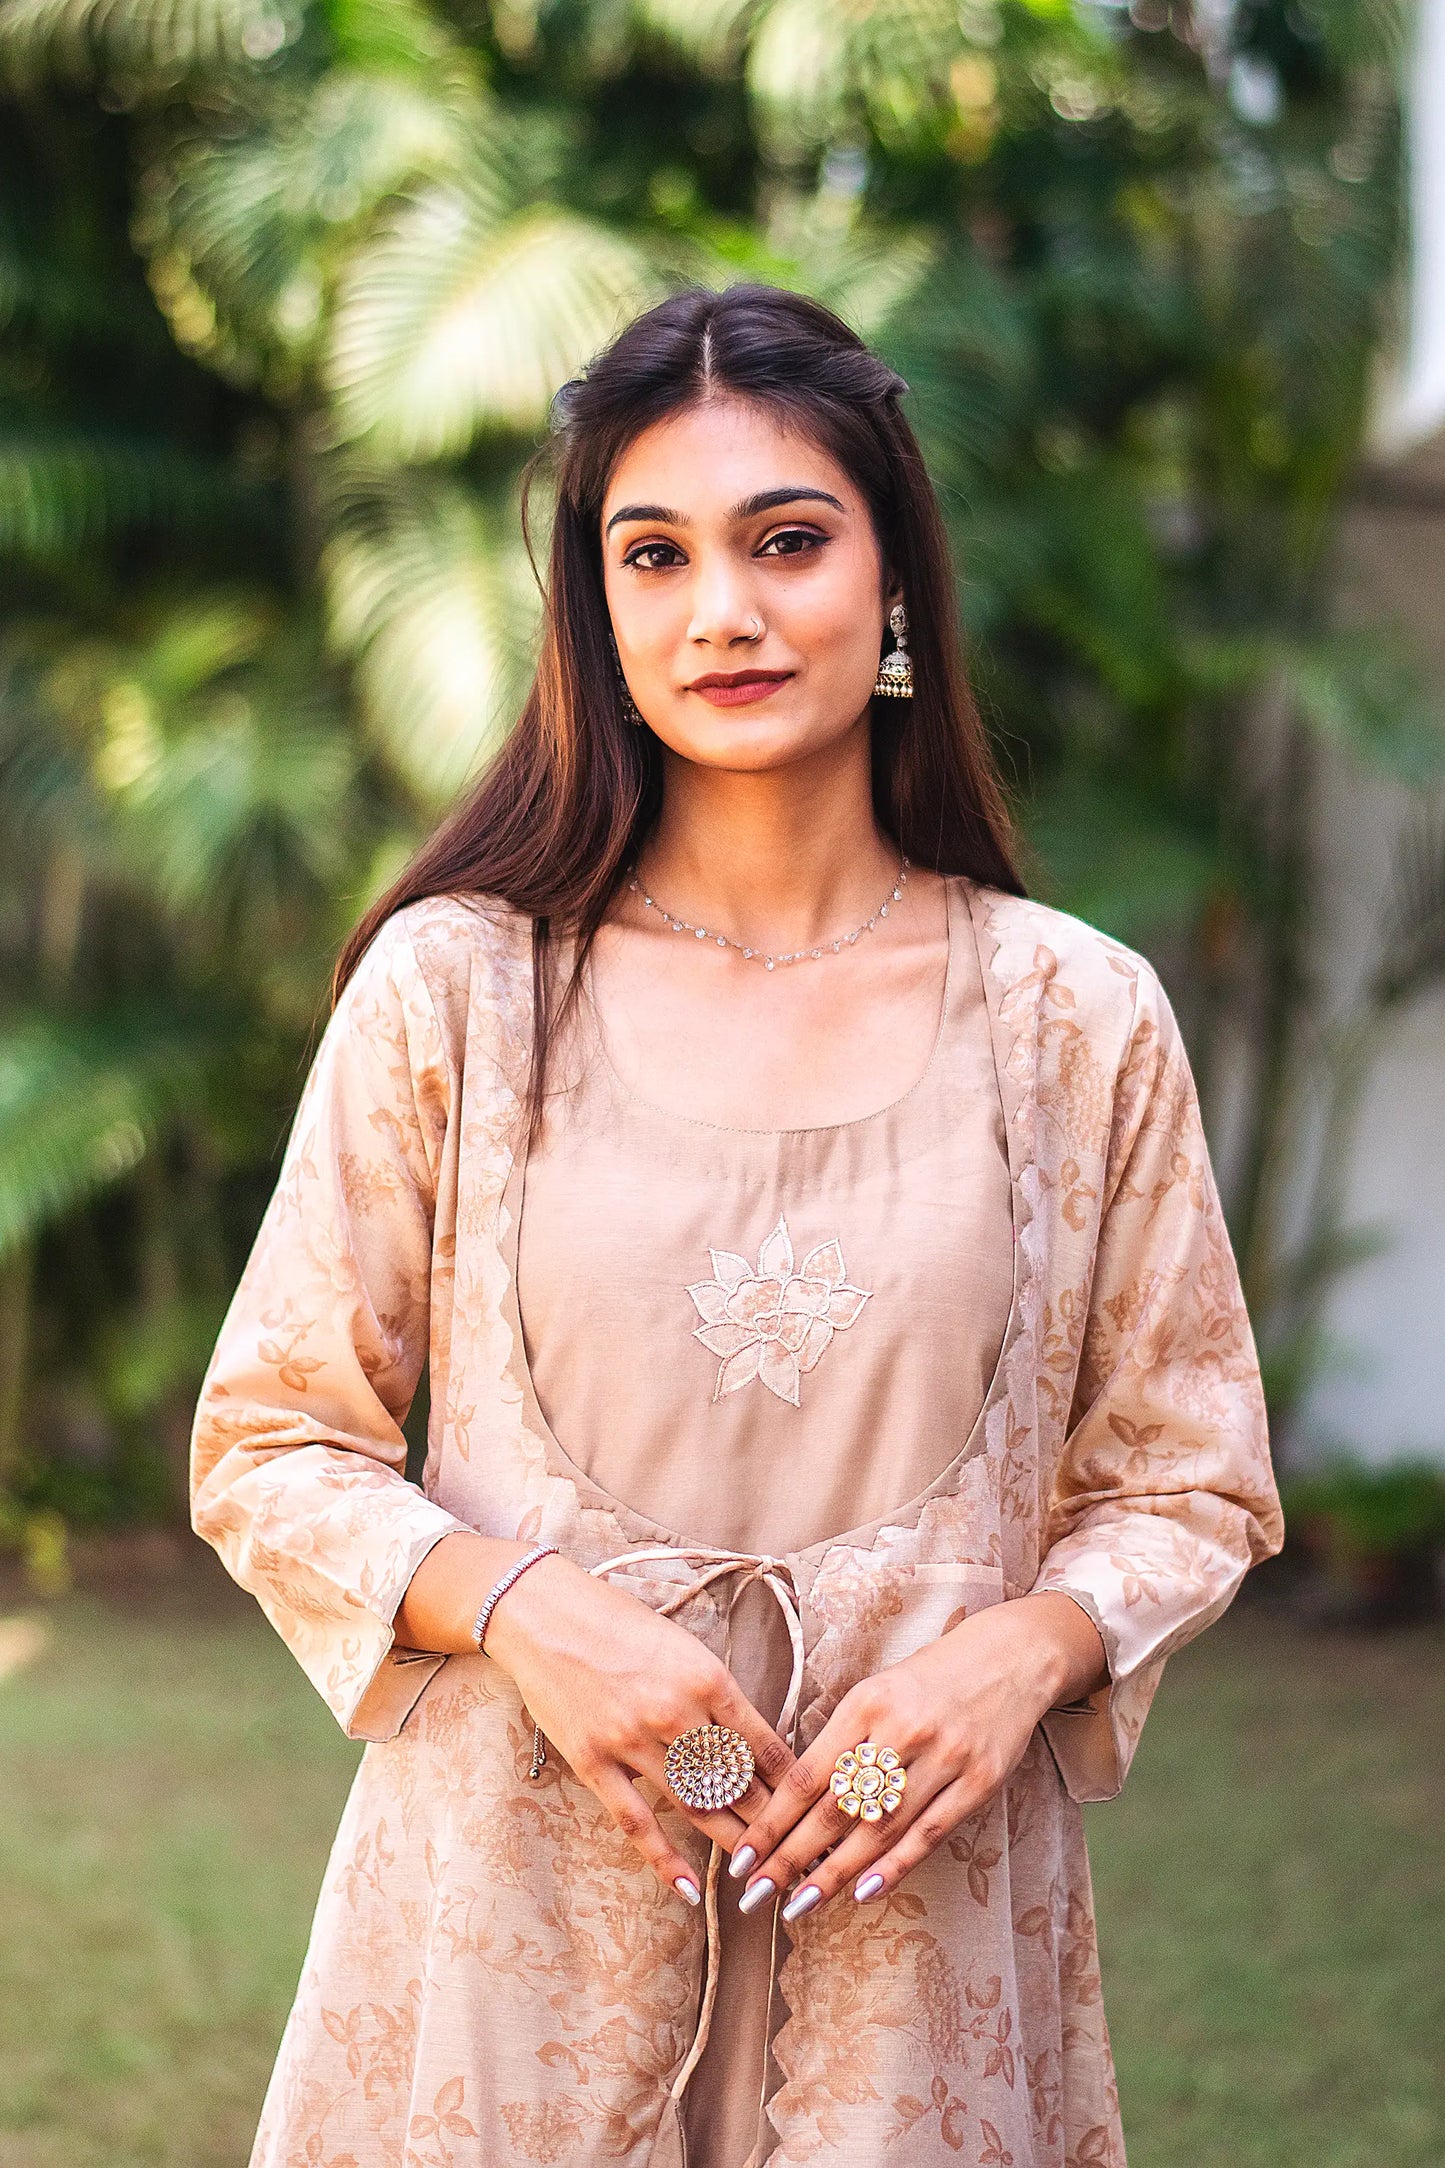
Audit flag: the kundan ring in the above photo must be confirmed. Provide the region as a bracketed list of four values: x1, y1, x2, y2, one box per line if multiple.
[664, 1722, 756, 1813]
[830, 1740, 908, 1821]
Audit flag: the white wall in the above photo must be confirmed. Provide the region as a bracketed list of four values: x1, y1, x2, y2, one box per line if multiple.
[1299, 429, 1445, 1462]
[1302, 752, 1445, 1461]
[1371, 0, 1445, 455]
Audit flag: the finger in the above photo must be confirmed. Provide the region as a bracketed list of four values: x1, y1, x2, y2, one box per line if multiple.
[741, 1749, 942, 1916]
[769, 1756, 975, 1917]
[730, 1770, 778, 1820]
[643, 1678, 796, 1861]
[709, 1673, 799, 1804]
[738, 1774, 856, 1899]
[727, 1710, 887, 1886]
[633, 1676, 793, 1858]
[588, 1762, 710, 1907]
[846, 1767, 995, 1905]
[633, 1755, 771, 1856]
[700, 1767, 780, 1837]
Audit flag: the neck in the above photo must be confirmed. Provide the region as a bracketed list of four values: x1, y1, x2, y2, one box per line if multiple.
[638, 724, 900, 950]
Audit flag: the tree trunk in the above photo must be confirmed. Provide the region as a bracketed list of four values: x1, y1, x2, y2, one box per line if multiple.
[1232, 709, 1315, 1345]
[0, 1241, 34, 1497]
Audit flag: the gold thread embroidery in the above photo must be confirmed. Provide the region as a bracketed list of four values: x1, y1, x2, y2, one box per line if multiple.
[686, 1214, 872, 1406]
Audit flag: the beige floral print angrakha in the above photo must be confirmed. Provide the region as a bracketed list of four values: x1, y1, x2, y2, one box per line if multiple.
[188, 877, 1284, 2168]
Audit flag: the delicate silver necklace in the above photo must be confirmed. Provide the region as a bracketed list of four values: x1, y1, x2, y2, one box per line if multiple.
[626, 857, 910, 970]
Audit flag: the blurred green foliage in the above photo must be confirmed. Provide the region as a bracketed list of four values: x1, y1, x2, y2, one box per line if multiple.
[1276, 1456, 1445, 1624]
[1, 0, 1443, 1568]
[1283, 1460, 1445, 1560]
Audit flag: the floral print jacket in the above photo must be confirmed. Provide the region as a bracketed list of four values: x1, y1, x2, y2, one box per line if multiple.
[189, 881, 1284, 2168]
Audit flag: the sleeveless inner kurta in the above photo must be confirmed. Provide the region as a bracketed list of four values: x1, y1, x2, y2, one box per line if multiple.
[511, 875, 1015, 2167]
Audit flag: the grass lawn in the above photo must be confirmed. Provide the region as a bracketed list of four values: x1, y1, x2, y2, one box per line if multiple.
[0, 1563, 1440, 2167]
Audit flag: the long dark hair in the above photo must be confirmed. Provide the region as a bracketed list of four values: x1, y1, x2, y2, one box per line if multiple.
[334, 282, 1025, 1121]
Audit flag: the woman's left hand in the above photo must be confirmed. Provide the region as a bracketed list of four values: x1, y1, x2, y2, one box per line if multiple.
[729, 1592, 1108, 1919]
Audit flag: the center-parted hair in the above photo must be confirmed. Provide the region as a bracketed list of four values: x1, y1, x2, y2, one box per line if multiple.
[335, 282, 1024, 1121]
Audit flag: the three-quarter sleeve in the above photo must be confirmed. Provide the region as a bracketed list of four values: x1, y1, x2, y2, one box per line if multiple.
[1032, 958, 1284, 1802]
[189, 910, 476, 1742]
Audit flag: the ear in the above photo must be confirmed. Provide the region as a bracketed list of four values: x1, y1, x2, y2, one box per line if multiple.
[883, 570, 904, 613]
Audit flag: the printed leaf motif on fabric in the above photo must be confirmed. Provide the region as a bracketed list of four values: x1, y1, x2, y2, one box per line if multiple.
[886, 2072, 971, 2150]
[406, 2072, 479, 2164]
[686, 1213, 871, 1405]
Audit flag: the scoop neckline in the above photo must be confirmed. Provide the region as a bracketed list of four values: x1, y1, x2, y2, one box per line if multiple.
[575, 873, 961, 1138]
[496, 875, 1025, 1572]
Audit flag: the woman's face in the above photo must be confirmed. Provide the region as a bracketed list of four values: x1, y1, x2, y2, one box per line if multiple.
[599, 396, 896, 775]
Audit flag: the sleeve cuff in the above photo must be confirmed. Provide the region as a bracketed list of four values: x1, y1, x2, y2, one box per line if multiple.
[1033, 1583, 1131, 1804]
[342, 1515, 471, 1743]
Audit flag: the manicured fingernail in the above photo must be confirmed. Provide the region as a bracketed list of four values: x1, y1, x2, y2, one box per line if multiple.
[674, 1875, 701, 1905]
[853, 1872, 885, 1902]
[781, 1883, 822, 1922]
[737, 1876, 776, 1916]
[728, 1844, 757, 1880]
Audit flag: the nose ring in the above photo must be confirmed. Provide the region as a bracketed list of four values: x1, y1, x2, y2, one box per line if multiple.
[747, 616, 763, 640]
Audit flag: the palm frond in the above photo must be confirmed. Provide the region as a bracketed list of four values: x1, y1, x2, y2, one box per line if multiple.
[632, 0, 753, 72]
[0, 629, 121, 877]
[0, 432, 269, 557]
[0, 1009, 211, 1256]
[745, 0, 851, 151]
[771, 209, 938, 338]
[324, 0, 456, 72]
[0, 0, 290, 89]
[1188, 126, 1402, 445]
[128, 591, 278, 705]
[1281, 629, 1445, 790]
[97, 600, 366, 939]
[1296, 0, 1407, 72]
[319, 459, 539, 800]
[744, 0, 1102, 155]
[133, 73, 477, 384]
[869, 240, 1031, 486]
[126, 707, 360, 913]
[326, 175, 663, 451]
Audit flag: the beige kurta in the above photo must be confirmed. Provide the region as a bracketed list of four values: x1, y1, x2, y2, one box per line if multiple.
[188, 877, 1284, 2168]
[512, 877, 1016, 2165]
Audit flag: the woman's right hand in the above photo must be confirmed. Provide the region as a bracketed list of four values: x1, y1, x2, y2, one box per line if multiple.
[400, 1534, 797, 1907]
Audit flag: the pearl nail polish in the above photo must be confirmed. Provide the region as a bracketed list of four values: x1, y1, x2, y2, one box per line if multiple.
[781, 1883, 822, 1922]
[737, 1876, 776, 1916]
[729, 1844, 757, 1881]
[675, 1875, 701, 1905]
[854, 1872, 885, 1902]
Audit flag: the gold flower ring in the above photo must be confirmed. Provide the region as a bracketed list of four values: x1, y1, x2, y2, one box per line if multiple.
[664, 1722, 755, 1813]
[830, 1740, 908, 1821]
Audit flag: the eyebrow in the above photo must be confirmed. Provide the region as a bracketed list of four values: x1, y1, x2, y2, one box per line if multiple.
[604, 485, 847, 537]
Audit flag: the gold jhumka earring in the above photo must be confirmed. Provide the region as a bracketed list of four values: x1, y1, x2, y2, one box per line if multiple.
[873, 601, 913, 698]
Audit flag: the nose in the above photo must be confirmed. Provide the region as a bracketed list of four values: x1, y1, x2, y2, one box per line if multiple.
[686, 550, 763, 648]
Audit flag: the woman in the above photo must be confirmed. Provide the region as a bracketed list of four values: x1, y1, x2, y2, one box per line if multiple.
[189, 282, 1283, 2168]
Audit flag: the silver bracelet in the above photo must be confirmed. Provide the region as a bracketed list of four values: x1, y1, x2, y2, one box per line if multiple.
[471, 1542, 560, 1656]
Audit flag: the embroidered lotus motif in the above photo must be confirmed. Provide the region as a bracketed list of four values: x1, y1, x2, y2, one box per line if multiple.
[687, 1214, 871, 1405]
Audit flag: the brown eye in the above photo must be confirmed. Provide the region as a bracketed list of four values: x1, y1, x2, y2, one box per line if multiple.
[623, 541, 684, 571]
[758, 527, 826, 558]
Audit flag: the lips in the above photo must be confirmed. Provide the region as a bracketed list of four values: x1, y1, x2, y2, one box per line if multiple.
[686, 670, 793, 707]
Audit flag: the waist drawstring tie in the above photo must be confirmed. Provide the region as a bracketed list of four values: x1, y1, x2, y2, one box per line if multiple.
[581, 1543, 807, 2151]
